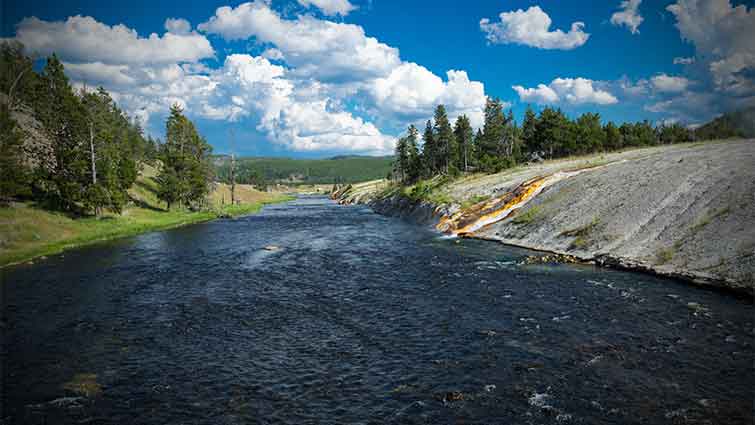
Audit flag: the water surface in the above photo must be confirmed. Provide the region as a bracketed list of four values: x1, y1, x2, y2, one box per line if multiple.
[2, 196, 753, 424]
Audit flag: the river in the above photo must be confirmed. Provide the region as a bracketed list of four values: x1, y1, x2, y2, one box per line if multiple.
[1, 196, 753, 424]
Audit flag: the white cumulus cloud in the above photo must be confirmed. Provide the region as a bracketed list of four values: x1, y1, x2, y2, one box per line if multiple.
[297, 0, 356, 16]
[14, 15, 214, 64]
[513, 78, 617, 105]
[479, 6, 589, 50]
[650, 74, 691, 93]
[199, 1, 399, 82]
[610, 0, 644, 34]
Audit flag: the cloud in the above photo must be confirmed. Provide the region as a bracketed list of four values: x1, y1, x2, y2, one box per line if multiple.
[512, 84, 559, 105]
[10, 6, 492, 155]
[368, 64, 488, 128]
[513, 78, 618, 105]
[650, 73, 691, 92]
[164, 18, 192, 35]
[610, 0, 643, 34]
[673, 56, 695, 65]
[297, 0, 356, 16]
[14, 15, 214, 64]
[261, 47, 284, 60]
[198, 1, 399, 82]
[666, 0, 755, 95]
[479, 6, 589, 50]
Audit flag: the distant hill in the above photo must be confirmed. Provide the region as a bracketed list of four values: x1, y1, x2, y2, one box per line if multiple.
[695, 107, 755, 140]
[214, 155, 394, 185]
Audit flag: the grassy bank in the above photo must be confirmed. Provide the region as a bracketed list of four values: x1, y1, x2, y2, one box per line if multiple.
[0, 164, 293, 267]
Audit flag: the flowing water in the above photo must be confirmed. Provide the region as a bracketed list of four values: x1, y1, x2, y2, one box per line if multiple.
[1, 196, 753, 424]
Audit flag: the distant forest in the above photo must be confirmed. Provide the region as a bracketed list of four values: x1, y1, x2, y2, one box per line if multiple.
[214, 156, 394, 187]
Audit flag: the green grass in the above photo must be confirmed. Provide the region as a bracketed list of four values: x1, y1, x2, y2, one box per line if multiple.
[690, 206, 731, 234]
[0, 166, 293, 267]
[559, 217, 600, 250]
[460, 194, 491, 209]
[655, 247, 675, 265]
[512, 205, 542, 225]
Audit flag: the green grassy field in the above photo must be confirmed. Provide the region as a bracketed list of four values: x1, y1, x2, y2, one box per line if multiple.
[0, 164, 292, 267]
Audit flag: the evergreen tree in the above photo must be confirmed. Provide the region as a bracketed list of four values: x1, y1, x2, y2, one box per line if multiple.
[521, 106, 538, 157]
[393, 135, 409, 182]
[575, 112, 605, 154]
[604, 121, 621, 151]
[405, 124, 422, 183]
[535, 107, 570, 159]
[478, 98, 507, 171]
[421, 120, 437, 176]
[36, 54, 90, 211]
[453, 115, 473, 172]
[433, 104, 456, 174]
[157, 104, 213, 210]
[80, 87, 140, 214]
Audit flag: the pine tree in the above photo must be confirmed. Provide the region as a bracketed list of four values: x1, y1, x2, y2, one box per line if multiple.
[421, 120, 437, 176]
[521, 106, 538, 157]
[37, 54, 89, 211]
[157, 104, 213, 210]
[80, 87, 140, 214]
[405, 124, 422, 183]
[433, 104, 456, 174]
[479, 98, 507, 171]
[393, 136, 409, 183]
[453, 115, 473, 172]
[604, 121, 621, 151]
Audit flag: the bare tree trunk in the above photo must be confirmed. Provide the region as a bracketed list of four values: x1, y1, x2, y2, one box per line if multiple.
[229, 128, 236, 205]
[230, 153, 236, 205]
[89, 121, 100, 216]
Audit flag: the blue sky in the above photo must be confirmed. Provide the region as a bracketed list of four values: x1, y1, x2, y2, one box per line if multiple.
[3, 0, 754, 157]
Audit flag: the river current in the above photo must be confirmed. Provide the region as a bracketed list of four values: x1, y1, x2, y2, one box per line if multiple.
[1, 196, 753, 424]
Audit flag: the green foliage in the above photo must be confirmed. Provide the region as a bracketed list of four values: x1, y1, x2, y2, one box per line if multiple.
[454, 115, 474, 172]
[655, 247, 675, 265]
[694, 108, 754, 140]
[434, 104, 456, 174]
[157, 104, 213, 210]
[0, 103, 30, 200]
[0, 45, 153, 216]
[217, 155, 393, 186]
[658, 123, 692, 145]
[512, 205, 542, 225]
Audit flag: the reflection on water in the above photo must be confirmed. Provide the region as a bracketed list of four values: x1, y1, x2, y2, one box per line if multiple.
[2, 196, 753, 424]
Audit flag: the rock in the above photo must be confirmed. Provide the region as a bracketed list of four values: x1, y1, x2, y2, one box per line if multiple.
[263, 245, 280, 251]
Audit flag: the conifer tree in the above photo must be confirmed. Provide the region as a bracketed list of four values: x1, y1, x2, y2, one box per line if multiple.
[157, 104, 213, 210]
[453, 115, 473, 172]
[433, 104, 456, 174]
[405, 124, 422, 183]
[421, 119, 437, 176]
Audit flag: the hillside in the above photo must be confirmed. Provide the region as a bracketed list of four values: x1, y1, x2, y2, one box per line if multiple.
[333, 139, 755, 293]
[214, 155, 393, 185]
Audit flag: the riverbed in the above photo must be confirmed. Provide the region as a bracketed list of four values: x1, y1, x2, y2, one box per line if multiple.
[1, 196, 753, 424]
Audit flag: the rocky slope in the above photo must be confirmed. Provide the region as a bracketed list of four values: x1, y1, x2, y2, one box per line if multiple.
[333, 140, 755, 294]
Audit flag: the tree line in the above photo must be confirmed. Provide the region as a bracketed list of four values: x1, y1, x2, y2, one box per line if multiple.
[0, 41, 214, 214]
[392, 98, 736, 185]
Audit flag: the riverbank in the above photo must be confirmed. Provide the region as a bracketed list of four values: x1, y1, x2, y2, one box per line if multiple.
[333, 139, 755, 294]
[0, 164, 293, 267]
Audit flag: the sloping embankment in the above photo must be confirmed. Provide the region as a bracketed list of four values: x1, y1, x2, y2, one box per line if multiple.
[333, 140, 755, 294]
